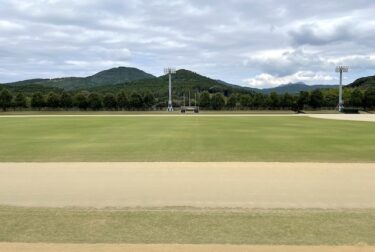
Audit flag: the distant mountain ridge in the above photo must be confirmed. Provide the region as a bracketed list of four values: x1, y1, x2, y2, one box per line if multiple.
[259, 82, 338, 94]
[2, 66, 373, 95]
[6, 67, 155, 90]
[88, 69, 253, 97]
[348, 75, 375, 88]
[216, 80, 337, 94]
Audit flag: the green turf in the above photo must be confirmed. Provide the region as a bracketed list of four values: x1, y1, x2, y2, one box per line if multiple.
[0, 116, 374, 162]
[0, 206, 374, 245]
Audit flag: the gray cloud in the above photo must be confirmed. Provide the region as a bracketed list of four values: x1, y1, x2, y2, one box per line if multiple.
[0, 0, 375, 87]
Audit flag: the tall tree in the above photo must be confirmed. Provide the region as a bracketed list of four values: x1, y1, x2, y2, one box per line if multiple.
[349, 89, 363, 107]
[240, 94, 252, 109]
[31, 92, 45, 109]
[129, 92, 143, 109]
[364, 87, 375, 109]
[117, 91, 128, 110]
[46, 92, 60, 108]
[199, 91, 211, 109]
[143, 91, 155, 109]
[309, 90, 324, 109]
[211, 93, 226, 110]
[60, 92, 73, 109]
[323, 90, 338, 108]
[226, 95, 237, 109]
[14, 93, 27, 108]
[74, 92, 88, 110]
[297, 91, 310, 110]
[103, 93, 117, 110]
[88, 93, 102, 110]
[253, 93, 265, 108]
[268, 92, 280, 109]
[0, 89, 13, 111]
[281, 93, 295, 109]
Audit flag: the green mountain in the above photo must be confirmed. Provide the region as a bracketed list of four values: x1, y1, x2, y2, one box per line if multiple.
[0, 83, 64, 95]
[348, 75, 375, 88]
[215, 80, 338, 94]
[6, 78, 51, 86]
[1, 68, 253, 97]
[86, 67, 155, 86]
[5, 67, 155, 90]
[260, 83, 338, 94]
[89, 69, 254, 97]
[3, 66, 352, 96]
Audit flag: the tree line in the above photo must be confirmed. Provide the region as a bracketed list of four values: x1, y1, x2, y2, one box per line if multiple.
[0, 87, 375, 111]
[217, 88, 375, 111]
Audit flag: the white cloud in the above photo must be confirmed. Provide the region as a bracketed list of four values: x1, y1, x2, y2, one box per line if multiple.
[243, 71, 335, 88]
[0, 0, 374, 85]
[243, 48, 330, 77]
[0, 20, 24, 31]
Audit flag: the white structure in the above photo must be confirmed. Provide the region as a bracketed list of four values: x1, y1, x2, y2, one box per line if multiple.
[181, 92, 199, 114]
[335, 66, 349, 112]
[164, 67, 176, 112]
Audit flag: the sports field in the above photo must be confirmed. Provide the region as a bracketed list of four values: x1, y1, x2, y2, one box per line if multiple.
[1, 114, 375, 251]
[0, 115, 374, 162]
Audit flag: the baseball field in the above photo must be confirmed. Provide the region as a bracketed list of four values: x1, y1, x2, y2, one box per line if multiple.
[0, 115, 374, 162]
[1, 113, 375, 252]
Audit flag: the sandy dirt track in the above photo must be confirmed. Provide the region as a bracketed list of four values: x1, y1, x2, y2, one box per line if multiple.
[1, 243, 374, 252]
[1, 162, 375, 208]
[308, 114, 375, 122]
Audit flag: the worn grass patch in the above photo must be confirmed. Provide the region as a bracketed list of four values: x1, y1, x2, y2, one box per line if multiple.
[0, 206, 374, 245]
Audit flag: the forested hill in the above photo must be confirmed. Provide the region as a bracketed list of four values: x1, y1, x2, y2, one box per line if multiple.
[216, 80, 337, 94]
[5, 67, 155, 90]
[1, 68, 375, 111]
[2, 66, 374, 97]
[89, 69, 254, 97]
[348, 75, 375, 88]
[0, 84, 63, 95]
[260, 83, 338, 94]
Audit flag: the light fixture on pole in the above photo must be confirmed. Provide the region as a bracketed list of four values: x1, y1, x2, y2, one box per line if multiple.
[335, 66, 349, 112]
[164, 67, 176, 112]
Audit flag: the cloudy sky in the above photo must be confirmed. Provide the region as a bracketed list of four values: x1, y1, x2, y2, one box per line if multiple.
[0, 0, 375, 88]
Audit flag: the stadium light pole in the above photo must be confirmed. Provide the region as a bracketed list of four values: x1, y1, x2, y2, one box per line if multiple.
[164, 67, 176, 112]
[335, 66, 349, 112]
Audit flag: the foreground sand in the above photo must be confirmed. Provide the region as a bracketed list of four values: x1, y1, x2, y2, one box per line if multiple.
[1, 162, 375, 208]
[1, 243, 374, 252]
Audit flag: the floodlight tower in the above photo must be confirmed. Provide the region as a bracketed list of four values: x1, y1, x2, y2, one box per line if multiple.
[335, 66, 349, 112]
[164, 67, 176, 112]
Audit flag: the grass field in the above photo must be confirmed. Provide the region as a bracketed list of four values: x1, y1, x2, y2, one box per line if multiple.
[0, 116, 374, 162]
[1, 115, 375, 247]
[1, 206, 374, 245]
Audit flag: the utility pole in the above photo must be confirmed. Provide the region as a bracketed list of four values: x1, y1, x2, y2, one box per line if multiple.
[335, 66, 349, 112]
[164, 68, 176, 112]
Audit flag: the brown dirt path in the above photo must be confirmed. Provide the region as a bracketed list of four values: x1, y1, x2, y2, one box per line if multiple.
[1, 162, 374, 208]
[307, 114, 375, 122]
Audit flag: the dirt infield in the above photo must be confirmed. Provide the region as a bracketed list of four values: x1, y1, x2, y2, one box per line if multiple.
[308, 114, 375, 122]
[1, 162, 374, 208]
[1, 243, 374, 252]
